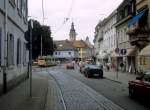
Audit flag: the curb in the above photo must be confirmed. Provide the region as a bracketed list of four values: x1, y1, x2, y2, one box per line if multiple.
[104, 77, 122, 84]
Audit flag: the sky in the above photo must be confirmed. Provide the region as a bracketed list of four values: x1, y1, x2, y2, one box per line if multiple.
[28, 0, 123, 43]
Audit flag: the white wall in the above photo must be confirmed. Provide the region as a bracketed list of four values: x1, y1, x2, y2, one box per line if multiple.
[53, 50, 78, 59]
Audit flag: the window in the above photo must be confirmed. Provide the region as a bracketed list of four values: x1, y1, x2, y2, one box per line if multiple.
[17, 0, 21, 9]
[55, 52, 57, 55]
[68, 52, 71, 55]
[17, 39, 21, 65]
[23, 43, 26, 65]
[0, 28, 2, 65]
[17, 0, 22, 16]
[9, 0, 17, 8]
[22, 0, 27, 18]
[58, 52, 60, 55]
[8, 34, 14, 66]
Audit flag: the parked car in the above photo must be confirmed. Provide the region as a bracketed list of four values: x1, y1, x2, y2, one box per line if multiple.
[128, 71, 150, 99]
[66, 63, 74, 69]
[81, 64, 103, 78]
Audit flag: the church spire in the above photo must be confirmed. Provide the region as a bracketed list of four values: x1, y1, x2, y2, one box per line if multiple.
[69, 22, 76, 41]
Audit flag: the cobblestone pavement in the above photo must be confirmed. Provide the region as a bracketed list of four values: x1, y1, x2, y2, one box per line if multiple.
[46, 69, 124, 110]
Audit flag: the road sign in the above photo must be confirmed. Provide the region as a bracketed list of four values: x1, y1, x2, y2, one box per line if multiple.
[121, 49, 127, 55]
[115, 48, 120, 54]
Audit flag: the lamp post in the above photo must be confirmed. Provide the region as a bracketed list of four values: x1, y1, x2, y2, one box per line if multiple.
[29, 20, 33, 97]
[41, 0, 45, 56]
[3, 0, 8, 94]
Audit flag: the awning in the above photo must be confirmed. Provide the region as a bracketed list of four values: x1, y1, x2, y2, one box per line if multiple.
[125, 48, 136, 56]
[139, 44, 150, 56]
[128, 10, 146, 27]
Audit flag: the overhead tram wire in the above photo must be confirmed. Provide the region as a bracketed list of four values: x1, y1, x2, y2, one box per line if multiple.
[53, 0, 75, 35]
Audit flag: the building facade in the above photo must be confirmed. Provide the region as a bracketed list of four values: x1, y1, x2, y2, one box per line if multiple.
[94, 11, 117, 67]
[115, 0, 136, 73]
[0, 0, 28, 93]
[53, 40, 78, 59]
[127, 0, 150, 72]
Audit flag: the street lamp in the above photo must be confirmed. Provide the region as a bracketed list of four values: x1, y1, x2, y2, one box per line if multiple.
[41, 0, 45, 56]
[29, 20, 33, 97]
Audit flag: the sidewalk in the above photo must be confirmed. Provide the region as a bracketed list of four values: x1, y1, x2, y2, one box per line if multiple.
[104, 70, 139, 86]
[0, 72, 48, 110]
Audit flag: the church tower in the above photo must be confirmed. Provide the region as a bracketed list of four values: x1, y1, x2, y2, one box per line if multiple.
[69, 22, 76, 41]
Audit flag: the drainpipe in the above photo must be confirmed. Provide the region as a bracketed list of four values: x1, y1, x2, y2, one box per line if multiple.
[3, 0, 8, 94]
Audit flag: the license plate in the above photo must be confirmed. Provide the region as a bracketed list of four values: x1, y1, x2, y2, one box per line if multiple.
[93, 74, 99, 76]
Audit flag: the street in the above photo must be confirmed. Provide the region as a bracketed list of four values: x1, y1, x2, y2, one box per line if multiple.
[34, 65, 150, 110]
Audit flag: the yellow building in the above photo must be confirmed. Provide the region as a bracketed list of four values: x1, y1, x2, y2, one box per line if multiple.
[72, 40, 89, 59]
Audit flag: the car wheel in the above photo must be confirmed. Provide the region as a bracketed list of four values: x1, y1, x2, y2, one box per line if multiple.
[86, 71, 90, 78]
[129, 87, 135, 98]
[99, 70, 103, 78]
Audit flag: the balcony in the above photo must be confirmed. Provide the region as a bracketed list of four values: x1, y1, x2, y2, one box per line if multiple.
[129, 33, 149, 49]
[127, 10, 150, 49]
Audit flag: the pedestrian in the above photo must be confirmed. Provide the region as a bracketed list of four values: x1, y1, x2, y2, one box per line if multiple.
[120, 62, 124, 72]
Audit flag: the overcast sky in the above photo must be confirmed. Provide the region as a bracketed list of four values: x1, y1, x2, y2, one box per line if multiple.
[28, 0, 123, 43]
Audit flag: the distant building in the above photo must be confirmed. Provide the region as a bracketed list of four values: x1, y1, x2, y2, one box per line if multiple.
[53, 22, 94, 61]
[94, 10, 117, 66]
[53, 40, 78, 59]
[69, 22, 77, 41]
[0, 0, 28, 93]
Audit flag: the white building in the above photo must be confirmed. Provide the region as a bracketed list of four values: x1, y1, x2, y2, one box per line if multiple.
[0, 0, 28, 93]
[94, 11, 117, 65]
[53, 40, 78, 59]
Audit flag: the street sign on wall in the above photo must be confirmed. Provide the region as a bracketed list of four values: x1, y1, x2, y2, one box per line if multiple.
[121, 49, 127, 55]
[115, 48, 120, 54]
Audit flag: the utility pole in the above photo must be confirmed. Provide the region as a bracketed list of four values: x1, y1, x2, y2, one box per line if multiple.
[3, 0, 8, 94]
[116, 33, 119, 80]
[41, 0, 45, 56]
[29, 20, 33, 97]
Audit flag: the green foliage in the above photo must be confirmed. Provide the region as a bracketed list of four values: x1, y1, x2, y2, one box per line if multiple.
[25, 19, 54, 59]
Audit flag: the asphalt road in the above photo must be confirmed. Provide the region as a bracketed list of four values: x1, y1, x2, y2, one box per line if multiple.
[34, 65, 150, 110]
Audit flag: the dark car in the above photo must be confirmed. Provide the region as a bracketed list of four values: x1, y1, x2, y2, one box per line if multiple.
[81, 64, 103, 78]
[128, 71, 150, 99]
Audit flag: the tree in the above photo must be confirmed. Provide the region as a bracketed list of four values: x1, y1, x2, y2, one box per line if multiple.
[25, 20, 54, 60]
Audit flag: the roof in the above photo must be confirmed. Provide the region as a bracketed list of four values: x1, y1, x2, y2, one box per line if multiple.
[54, 40, 76, 51]
[72, 40, 89, 48]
